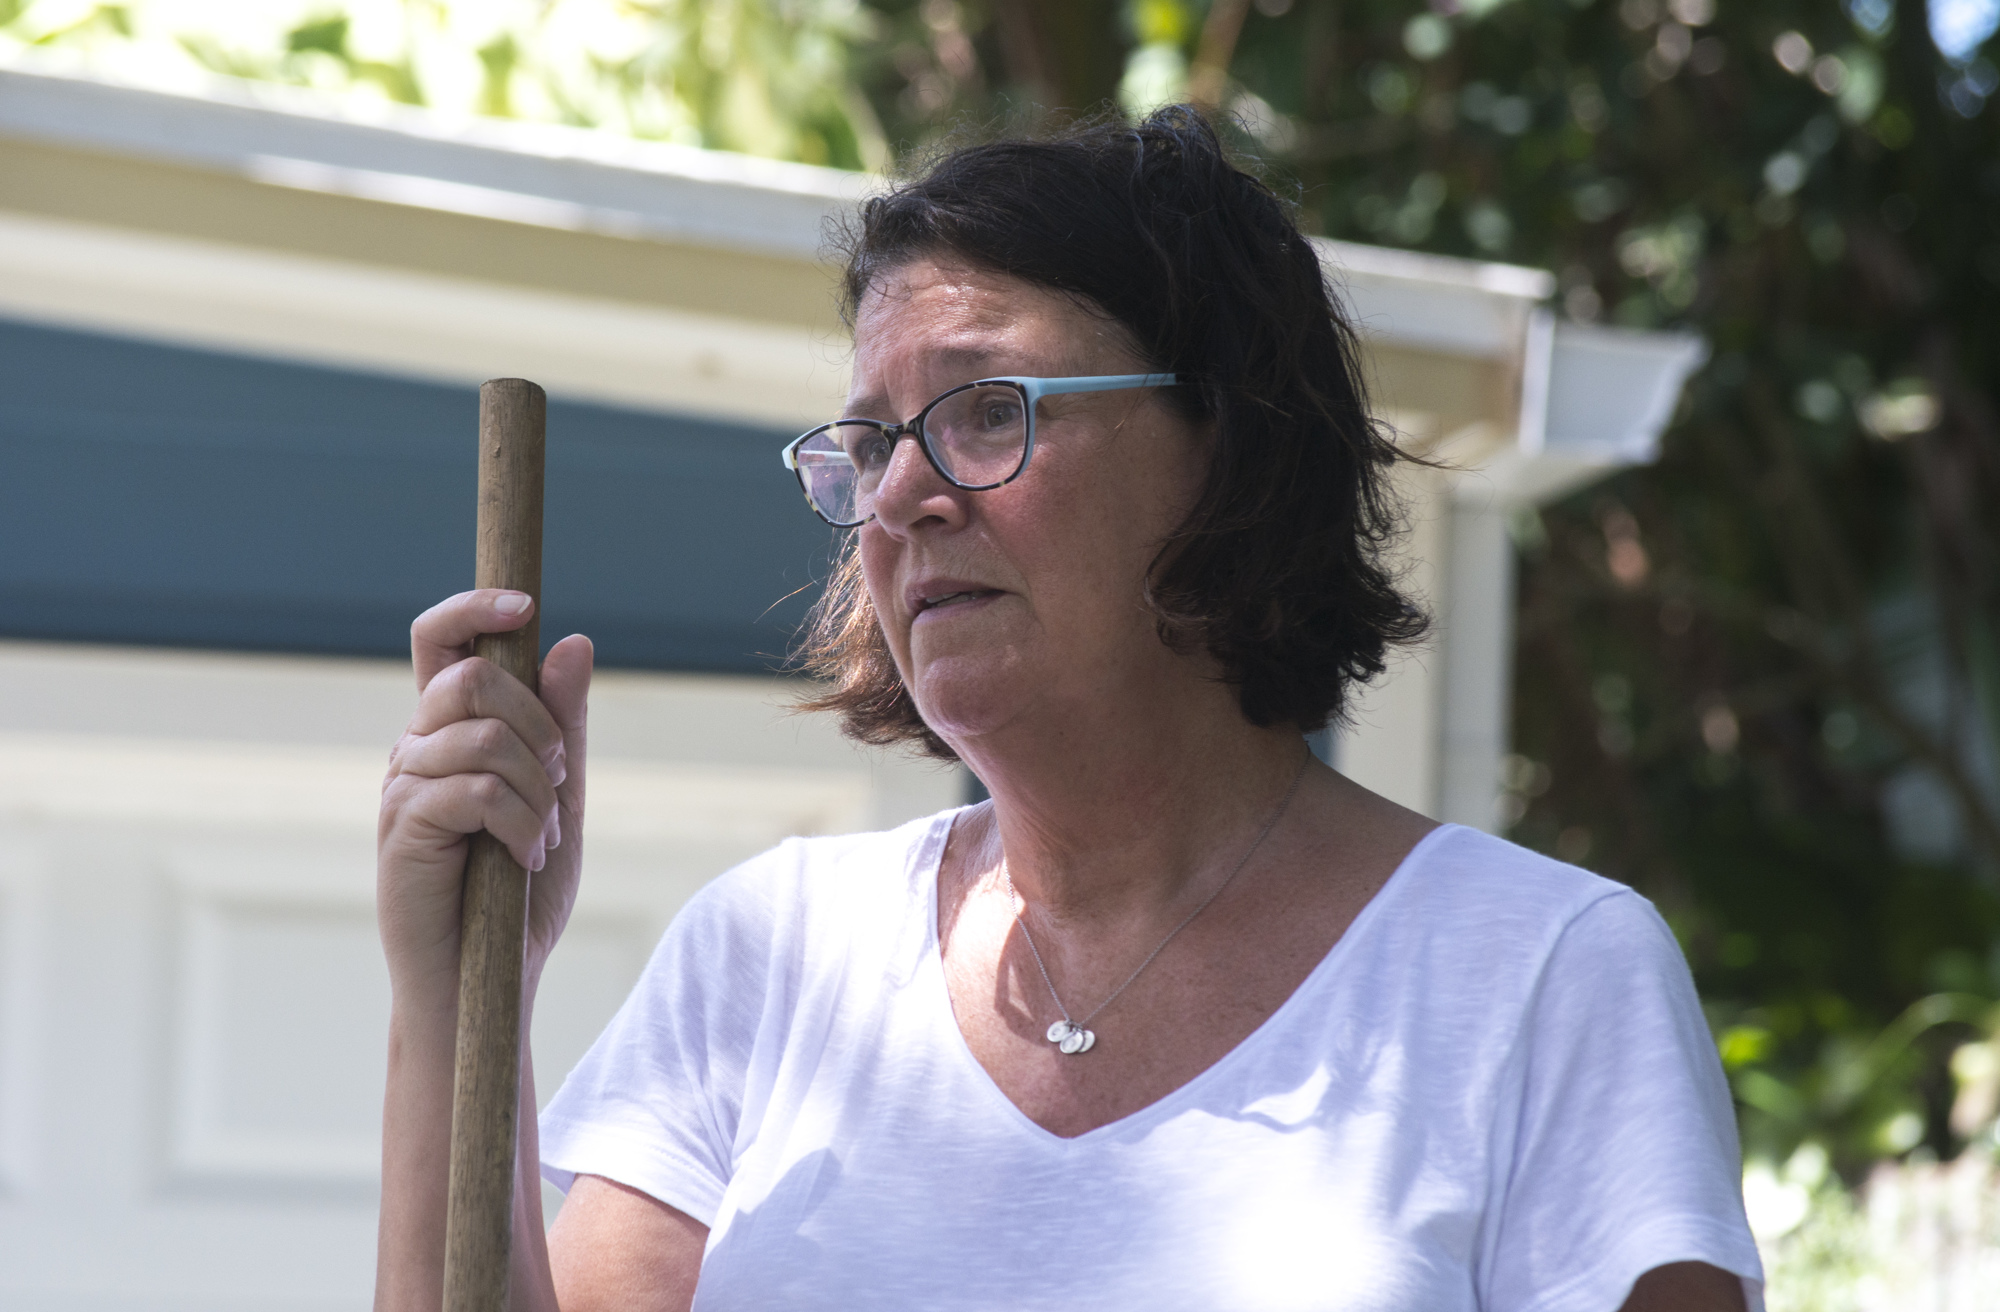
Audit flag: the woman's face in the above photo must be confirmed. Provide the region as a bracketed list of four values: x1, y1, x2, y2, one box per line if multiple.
[849, 258, 1211, 750]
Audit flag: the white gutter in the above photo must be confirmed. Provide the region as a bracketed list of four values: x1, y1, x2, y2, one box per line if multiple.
[1477, 319, 1709, 507]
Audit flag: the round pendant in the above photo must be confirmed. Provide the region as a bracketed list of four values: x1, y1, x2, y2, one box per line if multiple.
[1058, 1027, 1095, 1055]
[1046, 1020, 1075, 1044]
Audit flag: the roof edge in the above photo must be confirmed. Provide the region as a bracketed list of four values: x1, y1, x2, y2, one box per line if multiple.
[1316, 237, 1557, 302]
[0, 53, 867, 199]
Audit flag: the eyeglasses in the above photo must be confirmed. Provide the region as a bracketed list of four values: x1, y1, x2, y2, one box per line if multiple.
[779, 373, 1179, 527]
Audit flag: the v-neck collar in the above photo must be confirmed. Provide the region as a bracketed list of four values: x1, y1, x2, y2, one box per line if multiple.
[917, 810, 1458, 1149]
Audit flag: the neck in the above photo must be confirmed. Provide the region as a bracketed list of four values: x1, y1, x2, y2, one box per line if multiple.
[953, 686, 1310, 927]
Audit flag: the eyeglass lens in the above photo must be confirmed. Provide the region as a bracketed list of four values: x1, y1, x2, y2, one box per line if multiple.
[793, 383, 1029, 525]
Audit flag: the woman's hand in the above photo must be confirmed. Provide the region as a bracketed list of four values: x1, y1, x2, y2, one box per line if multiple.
[374, 591, 593, 1312]
[378, 589, 594, 995]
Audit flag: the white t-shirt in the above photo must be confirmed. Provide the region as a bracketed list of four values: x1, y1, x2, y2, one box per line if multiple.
[540, 814, 1764, 1312]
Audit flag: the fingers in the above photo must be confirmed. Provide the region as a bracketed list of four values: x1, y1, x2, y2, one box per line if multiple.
[409, 654, 566, 778]
[383, 769, 551, 872]
[385, 634, 593, 870]
[412, 590, 536, 691]
[391, 718, 559, 842]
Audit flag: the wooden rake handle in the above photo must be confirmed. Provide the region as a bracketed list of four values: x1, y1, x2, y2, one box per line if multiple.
[443, 378, 546, 1312]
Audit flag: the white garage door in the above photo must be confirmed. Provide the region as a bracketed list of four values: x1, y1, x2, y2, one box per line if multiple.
[0, 640, 958, 1310]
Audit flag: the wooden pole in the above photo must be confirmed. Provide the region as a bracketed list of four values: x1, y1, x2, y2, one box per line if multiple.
[443, 378, 546, 1312]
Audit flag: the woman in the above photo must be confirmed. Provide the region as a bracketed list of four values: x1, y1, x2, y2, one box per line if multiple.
[375, 109, 1762, 1311]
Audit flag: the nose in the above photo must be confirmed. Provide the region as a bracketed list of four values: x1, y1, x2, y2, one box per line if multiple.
[867, 430, 969, 534]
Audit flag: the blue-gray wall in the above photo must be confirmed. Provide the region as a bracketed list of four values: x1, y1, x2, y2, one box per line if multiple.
[0, 317, 838, 672]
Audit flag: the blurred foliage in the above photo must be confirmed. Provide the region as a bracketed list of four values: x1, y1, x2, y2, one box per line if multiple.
[1744, 1142, 1874, 1310]
[1223, 0, 2000, 1183]
[1749, 1139, 2000, 1307]
[0, 0, 888, 167]
[9, 0, 2000, 1185]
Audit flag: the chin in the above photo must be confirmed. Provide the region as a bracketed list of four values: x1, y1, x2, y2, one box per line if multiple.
[908, 651, 1035, 745]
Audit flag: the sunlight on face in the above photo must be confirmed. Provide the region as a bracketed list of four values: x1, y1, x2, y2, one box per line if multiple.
[848, 258, 1209, 753]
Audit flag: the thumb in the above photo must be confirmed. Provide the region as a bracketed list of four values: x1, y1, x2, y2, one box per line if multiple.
[539, 635, 593, 811]
[539, 634, 594, 738]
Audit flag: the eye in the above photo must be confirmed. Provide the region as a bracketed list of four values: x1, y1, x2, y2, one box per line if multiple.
[981, 400, 1020, 429]
[849, 430, 893, 469]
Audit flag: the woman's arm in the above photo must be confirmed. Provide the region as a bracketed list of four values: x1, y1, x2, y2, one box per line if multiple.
[546, 1176, 709, 1312]
[377, 962, 708, 1312]
[374, 954, 465, 1310]
[520, 1004, 708, 1312]
[374, 591, 592, 1312]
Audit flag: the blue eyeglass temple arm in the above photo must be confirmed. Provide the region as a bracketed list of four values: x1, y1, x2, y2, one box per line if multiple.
[779, 373, 1178, 469]
[1014, 372, 1178, 400]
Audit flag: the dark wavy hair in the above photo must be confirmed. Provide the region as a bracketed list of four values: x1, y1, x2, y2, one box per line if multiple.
[795, 106, 1426, 760]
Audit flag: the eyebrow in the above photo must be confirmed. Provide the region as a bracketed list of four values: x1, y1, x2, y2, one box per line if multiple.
[843, 344, 1021, 419]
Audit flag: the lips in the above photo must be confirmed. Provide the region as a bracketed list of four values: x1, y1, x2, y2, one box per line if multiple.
[908, 579, 1003, 615]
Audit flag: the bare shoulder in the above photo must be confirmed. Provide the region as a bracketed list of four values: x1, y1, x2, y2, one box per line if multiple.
[1306, 766, 1647, 935]
[1289, 763, 1442, 899]
[1221, 763, 1440, 982]
[548, 1175, 708, 1312]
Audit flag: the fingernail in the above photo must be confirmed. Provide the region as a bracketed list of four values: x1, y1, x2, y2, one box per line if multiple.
[494, 592, 532, 616]
[529, 844, 546, 872]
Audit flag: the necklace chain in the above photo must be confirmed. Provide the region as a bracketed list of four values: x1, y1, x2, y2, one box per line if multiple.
[1001, 749, 1310, 1042]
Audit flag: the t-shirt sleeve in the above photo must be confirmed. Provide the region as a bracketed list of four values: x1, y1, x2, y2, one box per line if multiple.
[1478, 889, 1765, 1312]
[536, 847, 789, 1228]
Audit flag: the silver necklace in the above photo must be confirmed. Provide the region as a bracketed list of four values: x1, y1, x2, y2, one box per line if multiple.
[1000, 750, 1309, 1056]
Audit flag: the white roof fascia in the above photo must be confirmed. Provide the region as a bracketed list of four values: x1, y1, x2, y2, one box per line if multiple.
[1316, 237, 1555, 363]
[0, 210, 850, 431]
[1314, 236, 1706, 511]
[2, 59, 1570, 350]
[0, 58, 872, 262]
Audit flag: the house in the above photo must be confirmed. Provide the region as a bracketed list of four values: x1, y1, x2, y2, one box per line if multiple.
[0, 59, 1703, 1306]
